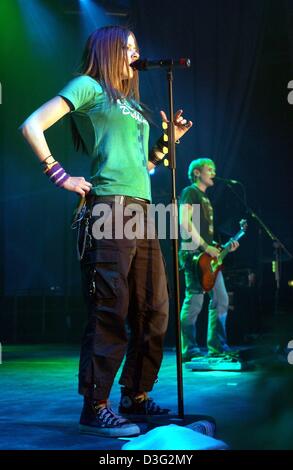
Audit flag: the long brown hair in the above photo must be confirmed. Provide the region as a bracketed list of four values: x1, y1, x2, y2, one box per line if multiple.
[81, 25, 140, 101]
[71, 25, 141, 152]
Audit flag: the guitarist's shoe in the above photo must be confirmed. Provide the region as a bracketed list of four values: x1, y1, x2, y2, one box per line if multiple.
[221, 346, 241, 357]
[182, 350, 203, 362]
[225, 350, 240, 357]
[208, 351, 240, 361]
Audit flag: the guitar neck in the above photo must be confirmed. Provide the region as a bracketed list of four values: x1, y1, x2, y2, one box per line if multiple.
[219, 229, 245, 263]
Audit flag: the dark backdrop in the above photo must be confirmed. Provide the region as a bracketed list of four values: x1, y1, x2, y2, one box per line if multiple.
[0, 0, 292, 345]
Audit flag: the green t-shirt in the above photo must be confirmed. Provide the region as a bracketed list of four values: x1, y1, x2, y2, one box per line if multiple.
[58, 75, 151, 200]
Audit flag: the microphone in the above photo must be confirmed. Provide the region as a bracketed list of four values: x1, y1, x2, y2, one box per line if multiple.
[214, 176, 240, 184]
[130, 58, 191, 71]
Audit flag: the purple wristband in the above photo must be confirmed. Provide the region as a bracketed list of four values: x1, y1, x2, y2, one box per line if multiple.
[55, 172, 70, 187]
[44, 162, 70, 187]
[45, 162, 62, 178]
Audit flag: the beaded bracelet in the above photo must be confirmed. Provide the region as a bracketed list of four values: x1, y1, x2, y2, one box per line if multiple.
[42, 154, 53, 164]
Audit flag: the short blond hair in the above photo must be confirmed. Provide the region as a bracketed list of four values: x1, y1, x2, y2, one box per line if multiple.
[188, 158, 215, 182]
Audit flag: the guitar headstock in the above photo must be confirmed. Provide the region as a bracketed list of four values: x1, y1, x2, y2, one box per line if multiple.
[239, 219, 248, 232]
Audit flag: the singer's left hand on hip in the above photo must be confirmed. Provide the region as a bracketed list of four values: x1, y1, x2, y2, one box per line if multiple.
[160, 109, 193, 141]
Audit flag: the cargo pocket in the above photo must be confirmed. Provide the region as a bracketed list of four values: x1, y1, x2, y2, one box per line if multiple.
[85, 249, 120, 308]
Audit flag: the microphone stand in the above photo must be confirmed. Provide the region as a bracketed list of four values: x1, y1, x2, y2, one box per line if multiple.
[163, 70, 216, 428]
[149, 65, 216, 430]
[222, 182, 293, 318]
[166, 68, 184, 418]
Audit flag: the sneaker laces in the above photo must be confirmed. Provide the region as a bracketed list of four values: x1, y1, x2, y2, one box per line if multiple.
[95, 405, 128, 426]
[135, 396, 165, 414]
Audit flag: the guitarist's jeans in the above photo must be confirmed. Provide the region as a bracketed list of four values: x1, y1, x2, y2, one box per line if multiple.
[181, 269, 229, 356]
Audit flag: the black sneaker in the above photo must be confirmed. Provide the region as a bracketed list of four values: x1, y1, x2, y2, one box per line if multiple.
[207, 351, 239, 362]
[119, 389, 170, 420]
[182, 351, 203, 362]
[79, 399, 140, 437]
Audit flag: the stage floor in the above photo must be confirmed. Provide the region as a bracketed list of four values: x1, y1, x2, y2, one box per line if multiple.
[0, 344, 291, 450]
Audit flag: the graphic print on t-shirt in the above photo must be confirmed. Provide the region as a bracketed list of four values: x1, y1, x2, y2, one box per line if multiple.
[117, 99, 148, 125]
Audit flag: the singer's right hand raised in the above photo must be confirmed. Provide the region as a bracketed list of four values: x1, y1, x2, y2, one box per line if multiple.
[62, 176, 92, 197]
[205, 245, 221, 258]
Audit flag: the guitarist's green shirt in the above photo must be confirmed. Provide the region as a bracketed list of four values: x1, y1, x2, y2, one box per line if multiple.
[180, 184, 214, 248]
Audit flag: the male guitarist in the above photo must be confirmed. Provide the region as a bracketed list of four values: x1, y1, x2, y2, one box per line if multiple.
[179, 158, 239, 361]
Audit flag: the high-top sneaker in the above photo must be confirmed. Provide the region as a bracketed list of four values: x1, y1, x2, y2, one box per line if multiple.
[119, 388, 170, 420]
[79, 399, 140, 437]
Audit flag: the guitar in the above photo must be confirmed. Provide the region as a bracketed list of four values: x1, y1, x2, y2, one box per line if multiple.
[194, 219, 248, 292]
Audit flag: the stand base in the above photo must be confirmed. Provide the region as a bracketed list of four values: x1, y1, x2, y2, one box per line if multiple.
[144, 413, 216, 428]
[130, 413, 217, 438]
[120, 415, 229, 451]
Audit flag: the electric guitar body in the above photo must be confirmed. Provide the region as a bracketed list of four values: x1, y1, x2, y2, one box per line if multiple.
[196, 251, 223, 292]
[194, 219, 248, 292]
